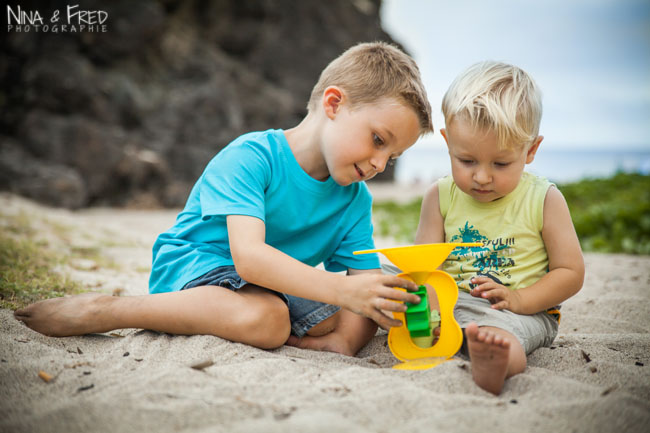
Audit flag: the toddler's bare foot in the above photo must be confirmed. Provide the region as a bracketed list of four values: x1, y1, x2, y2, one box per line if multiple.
[466, 322, 510, 395]
[14, 293, 117, 337]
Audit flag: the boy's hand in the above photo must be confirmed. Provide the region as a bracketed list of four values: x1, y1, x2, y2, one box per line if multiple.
[340, 274, 420, 330]
[470, 276, 523, 313]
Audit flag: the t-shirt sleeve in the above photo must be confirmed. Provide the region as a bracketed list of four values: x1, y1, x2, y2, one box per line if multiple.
[198, 142, 271, 221]
[324, 190, 381, 272]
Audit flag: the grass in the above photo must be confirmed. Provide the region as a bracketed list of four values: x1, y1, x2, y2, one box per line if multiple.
[0, 212, 84, 310]
[373, 172, 650, 255]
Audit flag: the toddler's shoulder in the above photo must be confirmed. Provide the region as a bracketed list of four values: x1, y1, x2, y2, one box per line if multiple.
[431, 175, 454, 218]
[434, 175, 455, 197]
[522, 172, 553, 191]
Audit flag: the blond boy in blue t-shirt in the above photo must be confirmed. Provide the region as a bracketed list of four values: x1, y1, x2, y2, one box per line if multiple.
[416, 61, 584, 394]
[15, 42, 433, 356]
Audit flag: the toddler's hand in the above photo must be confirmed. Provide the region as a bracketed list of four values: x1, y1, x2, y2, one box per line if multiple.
[340, 274, 420, 330]
[470, 276, 523, 313]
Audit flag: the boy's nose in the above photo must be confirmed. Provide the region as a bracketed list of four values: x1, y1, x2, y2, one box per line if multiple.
[370, 153, 389, 173]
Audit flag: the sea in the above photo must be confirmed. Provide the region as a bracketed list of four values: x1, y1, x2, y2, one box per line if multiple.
[394, 147, 650, 185]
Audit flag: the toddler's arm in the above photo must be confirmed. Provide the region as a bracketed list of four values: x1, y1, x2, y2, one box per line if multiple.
[226, 215, 420, 329]
[472, 187, 584, 314]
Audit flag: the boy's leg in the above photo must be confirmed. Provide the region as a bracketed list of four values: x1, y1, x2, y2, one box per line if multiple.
[14, 285, 292, 349]
[465, 323, 527, 395]
[286, 309, 378, 356]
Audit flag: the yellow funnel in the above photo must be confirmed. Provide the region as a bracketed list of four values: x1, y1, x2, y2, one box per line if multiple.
[354, 242, 481, 369]
[354, 243, 480, 274]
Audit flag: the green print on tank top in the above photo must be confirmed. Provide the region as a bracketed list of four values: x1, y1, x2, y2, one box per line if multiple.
[449, 221, 515, 289]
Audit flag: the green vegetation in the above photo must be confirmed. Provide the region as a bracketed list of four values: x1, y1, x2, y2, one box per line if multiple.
[0, 212, 84, 310]
[372, 198, 423, 245]
[559, 173, 650, 255]
[373, 172, 650, 255]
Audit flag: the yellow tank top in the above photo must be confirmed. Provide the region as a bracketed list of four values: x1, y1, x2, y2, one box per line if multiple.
[438, 172, 552, 293]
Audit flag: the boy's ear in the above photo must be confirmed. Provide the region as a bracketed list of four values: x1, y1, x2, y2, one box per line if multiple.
[322, 86, 344, 119]
[526, 136, 543, 164]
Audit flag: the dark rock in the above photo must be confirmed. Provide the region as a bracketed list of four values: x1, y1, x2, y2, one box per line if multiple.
[1, 0, 400, 208]
[0, 138, 87, 208]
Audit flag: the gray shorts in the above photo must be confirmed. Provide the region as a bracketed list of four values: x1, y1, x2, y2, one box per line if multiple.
[182, 266, 340, 337]
[454, 290, 558, 355]
[380, 265, 558, 355]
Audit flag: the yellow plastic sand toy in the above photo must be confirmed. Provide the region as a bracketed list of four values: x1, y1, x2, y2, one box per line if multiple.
[354, 243, 481, 370]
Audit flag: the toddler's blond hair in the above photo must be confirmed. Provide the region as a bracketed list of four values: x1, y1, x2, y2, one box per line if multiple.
[308, 42, 433, 135]
[442, 61, 542, 149]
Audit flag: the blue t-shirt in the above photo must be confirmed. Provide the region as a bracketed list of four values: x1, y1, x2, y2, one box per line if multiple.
[149, 129, 380, 294]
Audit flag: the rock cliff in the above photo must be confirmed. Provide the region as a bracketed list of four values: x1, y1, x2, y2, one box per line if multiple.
[1, 0, 400, 208]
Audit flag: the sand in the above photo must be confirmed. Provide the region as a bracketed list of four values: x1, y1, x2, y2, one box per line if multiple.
[1, 190, 649, 433]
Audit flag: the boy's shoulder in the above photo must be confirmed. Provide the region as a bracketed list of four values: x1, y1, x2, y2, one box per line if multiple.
[224, 129, 284, 153]
[210, 129, 286, 170]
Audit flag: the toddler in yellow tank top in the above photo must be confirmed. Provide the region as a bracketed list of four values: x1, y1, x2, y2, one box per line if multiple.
[416, 61, 585, 395]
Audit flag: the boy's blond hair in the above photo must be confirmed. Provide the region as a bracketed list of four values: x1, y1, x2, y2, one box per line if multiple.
[307, 41, 433, 135]
[442, 61, 542, 149]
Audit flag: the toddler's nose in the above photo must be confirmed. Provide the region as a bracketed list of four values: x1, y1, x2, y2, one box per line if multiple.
[473, 167, 491, 184]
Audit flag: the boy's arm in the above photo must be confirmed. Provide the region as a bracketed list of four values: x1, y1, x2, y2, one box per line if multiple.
[286, 268, 382, 356]
[472, 187, 585, 314]
[226, 215, 420, 329]
[415, 182, 446, 244]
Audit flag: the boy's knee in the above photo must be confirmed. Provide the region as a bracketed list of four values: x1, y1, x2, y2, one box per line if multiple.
[238, 299, 291, 349]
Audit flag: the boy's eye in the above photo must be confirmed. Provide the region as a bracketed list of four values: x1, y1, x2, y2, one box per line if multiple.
[495, 162, 511, 167]
[373, 134, 384, 146]
[460, 159, 474, 164]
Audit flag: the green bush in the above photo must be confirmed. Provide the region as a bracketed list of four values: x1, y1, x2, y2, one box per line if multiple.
[557, 173, 650, 255]
[372, 172, 650, 255]
[372, 199, 422, 244]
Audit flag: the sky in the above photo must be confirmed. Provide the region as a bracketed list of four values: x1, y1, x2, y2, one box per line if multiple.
[381, 0, 650, 150]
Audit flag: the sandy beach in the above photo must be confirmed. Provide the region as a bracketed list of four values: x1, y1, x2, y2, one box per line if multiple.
[1, 190, 649, 433]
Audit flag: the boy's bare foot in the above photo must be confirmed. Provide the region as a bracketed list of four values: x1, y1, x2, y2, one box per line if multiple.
[465, 322, 511, 395]
[14, 294, 117, 337]
[285, 333, 356, 356]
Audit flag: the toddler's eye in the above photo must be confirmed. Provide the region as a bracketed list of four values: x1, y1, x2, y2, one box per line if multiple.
[495, 162, 511, 167]
[460, 159, 474, 165]
[373, 134, 384, 146]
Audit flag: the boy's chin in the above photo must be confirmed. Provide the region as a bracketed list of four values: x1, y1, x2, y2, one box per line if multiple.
[333, 174, 359, 187]
[336, 179, 354, 187]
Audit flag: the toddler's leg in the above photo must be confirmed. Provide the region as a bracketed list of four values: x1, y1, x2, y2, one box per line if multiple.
[14, 284, 292, 349]
[465, 323, 526, 395]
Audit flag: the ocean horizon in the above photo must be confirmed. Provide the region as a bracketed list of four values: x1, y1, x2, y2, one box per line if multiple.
[395, 147, 650, 185]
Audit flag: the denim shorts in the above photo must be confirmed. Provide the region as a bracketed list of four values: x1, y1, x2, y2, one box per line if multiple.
[181, 266, 340, 337]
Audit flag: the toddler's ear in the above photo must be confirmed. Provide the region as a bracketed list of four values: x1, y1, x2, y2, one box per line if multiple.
[322, 86, 344, 119]
[526, 136, 544, 164]
[440, 128, 449, 144]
